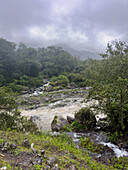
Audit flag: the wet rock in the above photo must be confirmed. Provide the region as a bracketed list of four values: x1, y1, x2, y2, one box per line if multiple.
[10, 143, 17, 149]
[96, 121, 112, 132]
[51, 116, 69, 132]
[122, 143, 128, 149]
[46, 165, 51, 170]
[65, 165, 77, 170]
[0, 143, 3, 148]
[51, 164, 59, 170]
[36, 154, 43, 165]
[47, 157, 58, 166]
[22, 139, 30, 147]
[67, 116, 75, 124]
[41, 149, 45, 156]
[1, 142, 9, 152]
[22, 161, 30, 168]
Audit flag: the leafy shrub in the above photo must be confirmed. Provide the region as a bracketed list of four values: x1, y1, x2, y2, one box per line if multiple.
[80, 137, 98, 152]
[75, 107, 96, 130]
[0, 87, 38, 133]
[71, 120, 87, 131]
[51, 75, 69, 87]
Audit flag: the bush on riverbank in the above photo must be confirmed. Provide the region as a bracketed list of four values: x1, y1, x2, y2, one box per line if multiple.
[75, 107, 96, 130]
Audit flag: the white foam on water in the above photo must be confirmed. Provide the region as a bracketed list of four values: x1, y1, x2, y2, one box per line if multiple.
[100, 142, 128, 158]
[43, 81, 50, 87]
[95, 113, 107, 121]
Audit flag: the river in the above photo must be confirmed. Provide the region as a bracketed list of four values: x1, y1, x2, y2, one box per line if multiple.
[20, 87, 128, 159]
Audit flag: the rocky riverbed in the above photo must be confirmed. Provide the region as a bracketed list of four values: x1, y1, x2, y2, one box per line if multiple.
[20, 87, 99, 131]
[19, 87, 128, 156]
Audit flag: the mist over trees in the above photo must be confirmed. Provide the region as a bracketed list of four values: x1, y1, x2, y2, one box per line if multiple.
[0, 38, 80, 89]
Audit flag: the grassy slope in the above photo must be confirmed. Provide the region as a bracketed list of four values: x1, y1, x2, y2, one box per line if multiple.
[1, 130, 127, 170]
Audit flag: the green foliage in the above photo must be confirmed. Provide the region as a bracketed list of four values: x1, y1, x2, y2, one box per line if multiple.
[51, 75, 69, 87]
[80, 137, 99, 152]
[9, 83, 23, 92]
[71, 120, 87, 131]
[75, 107, 96, 130]
[0, 87, 38, 132]
[61, 124, 72, 132]
[51, 115, 58, 125]
[0, 38, 80, 90]
[68, 72, 86, 86]
[86, 41, 128, 139]
[110, 156, 128, 169]
[1, 130, 127, 169]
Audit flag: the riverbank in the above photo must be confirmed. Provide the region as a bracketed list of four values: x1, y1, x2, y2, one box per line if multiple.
[1, 87, 127, 169]
[1, 130, 128, 169]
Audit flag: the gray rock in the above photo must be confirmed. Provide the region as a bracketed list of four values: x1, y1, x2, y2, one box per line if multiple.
[51, 116, 69, 132]
[47, 157, 58, 166]
[32, 115, 41, 121]
[51, 164, 59, 170]
[22, 139, 30, 147]
[36, 155, 43, 165]
[10, 143, 17, 149]
[1, 142, 9, 152]
[69, 165, 77, 170]
[67, 116, 75, 124]
[32, 154, 44, 166]
[0, 143, 3, 148]
[65, 165, 77, 170]
[46, 165, 51, 170]
[41, 149, 45, 155]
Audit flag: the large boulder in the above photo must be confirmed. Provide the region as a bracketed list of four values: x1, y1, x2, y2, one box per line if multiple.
[51, 116, 69, 132]
[67, 116, 75, 124]
[75, 107, 96, 130]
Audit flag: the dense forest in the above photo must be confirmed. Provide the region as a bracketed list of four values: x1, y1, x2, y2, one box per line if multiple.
[0, 38, 83, 89]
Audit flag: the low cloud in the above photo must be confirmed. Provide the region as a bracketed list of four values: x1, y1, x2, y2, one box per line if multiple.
[0, 0, 127, 52]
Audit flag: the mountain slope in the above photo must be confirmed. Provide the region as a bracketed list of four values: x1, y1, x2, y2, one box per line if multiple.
[55, 43, 101, 60]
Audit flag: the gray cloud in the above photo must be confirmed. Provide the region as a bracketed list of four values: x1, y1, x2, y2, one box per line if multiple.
[0, 0, 127, 52]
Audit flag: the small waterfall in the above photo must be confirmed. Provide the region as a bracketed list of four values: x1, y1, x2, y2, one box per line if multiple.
[100, 142, 128, 158]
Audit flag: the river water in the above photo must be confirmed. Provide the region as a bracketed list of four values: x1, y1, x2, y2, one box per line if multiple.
[21, 97, 98, 131]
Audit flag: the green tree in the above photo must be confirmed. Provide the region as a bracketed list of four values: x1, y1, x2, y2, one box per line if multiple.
[51, 75, 69, 87]
[89, 41, 128, 138]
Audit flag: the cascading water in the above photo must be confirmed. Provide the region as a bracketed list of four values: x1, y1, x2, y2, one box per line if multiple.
[32, 81, 50, 95]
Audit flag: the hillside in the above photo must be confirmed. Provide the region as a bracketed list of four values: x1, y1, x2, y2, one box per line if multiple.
[55, 43, 101, 60]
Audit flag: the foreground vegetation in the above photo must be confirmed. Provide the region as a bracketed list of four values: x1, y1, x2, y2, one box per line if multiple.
[0, 130, 128, 169]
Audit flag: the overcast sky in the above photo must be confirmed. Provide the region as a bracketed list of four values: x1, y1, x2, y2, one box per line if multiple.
[0, 0, 128, 52]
